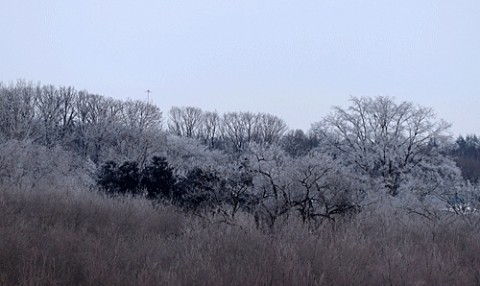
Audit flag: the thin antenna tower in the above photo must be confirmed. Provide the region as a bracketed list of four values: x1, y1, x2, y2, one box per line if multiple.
[145, 89, 152, 103]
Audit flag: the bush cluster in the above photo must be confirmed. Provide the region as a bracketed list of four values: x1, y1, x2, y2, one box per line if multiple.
[97, 156, 255, 215]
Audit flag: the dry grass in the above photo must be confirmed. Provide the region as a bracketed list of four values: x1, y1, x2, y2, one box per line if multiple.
[1, 186, 480, 285]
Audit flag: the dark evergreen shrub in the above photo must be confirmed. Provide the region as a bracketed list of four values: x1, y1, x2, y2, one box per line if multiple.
[140, 156, 176, 200]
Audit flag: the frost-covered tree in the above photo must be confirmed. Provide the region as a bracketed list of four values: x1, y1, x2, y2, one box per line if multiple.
[120, 100, 162, 131]
[221, 112, 258, 152]
[58, 86, 77, 129]
[0, 140, 93, 191]
[69, 95, 123, 162]
[253, 113, 287, 145]
[165, 135, 228, 176]
[219, 160, 256, 219]
[242, 144, 361, 228]
[244, 144, 293, 228]
[280, 129, 317, 157]
[289, 152, 360, 225]
[36, 84, 64, 145]
[199, 111, 221, 148]
[68, 94, 165, 164]
[0, 80, 38, 141]
[168, 106, 203, 138]
[311, 96, 459, 200]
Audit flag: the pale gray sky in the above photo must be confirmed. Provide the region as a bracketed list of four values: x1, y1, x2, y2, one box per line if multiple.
[1, 1, 479, 135]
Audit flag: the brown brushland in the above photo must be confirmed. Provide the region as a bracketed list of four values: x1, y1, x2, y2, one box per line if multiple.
[1, 186, 480, 286]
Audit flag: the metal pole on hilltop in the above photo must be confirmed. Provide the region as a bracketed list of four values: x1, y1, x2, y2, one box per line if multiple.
[145, 89, 152, 103]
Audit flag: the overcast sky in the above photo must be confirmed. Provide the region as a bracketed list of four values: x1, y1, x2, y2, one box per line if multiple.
[1, 1, 479, 135]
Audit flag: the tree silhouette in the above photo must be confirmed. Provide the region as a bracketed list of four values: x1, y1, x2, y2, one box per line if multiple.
[140, 156, 176, 200]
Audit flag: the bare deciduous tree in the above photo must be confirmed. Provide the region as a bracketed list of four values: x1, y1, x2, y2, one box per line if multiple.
[280, 129, 317, 157]
[120, 100, 162, 131]
[311, 96, 456, 198]
[221, 112, 258, 152]
[168, 106, 203, 138]
[58, 86, 77, 129]
[0, 80, 38, 141]
[254, 113, 287, 145]
[200, 111, 221, 148]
